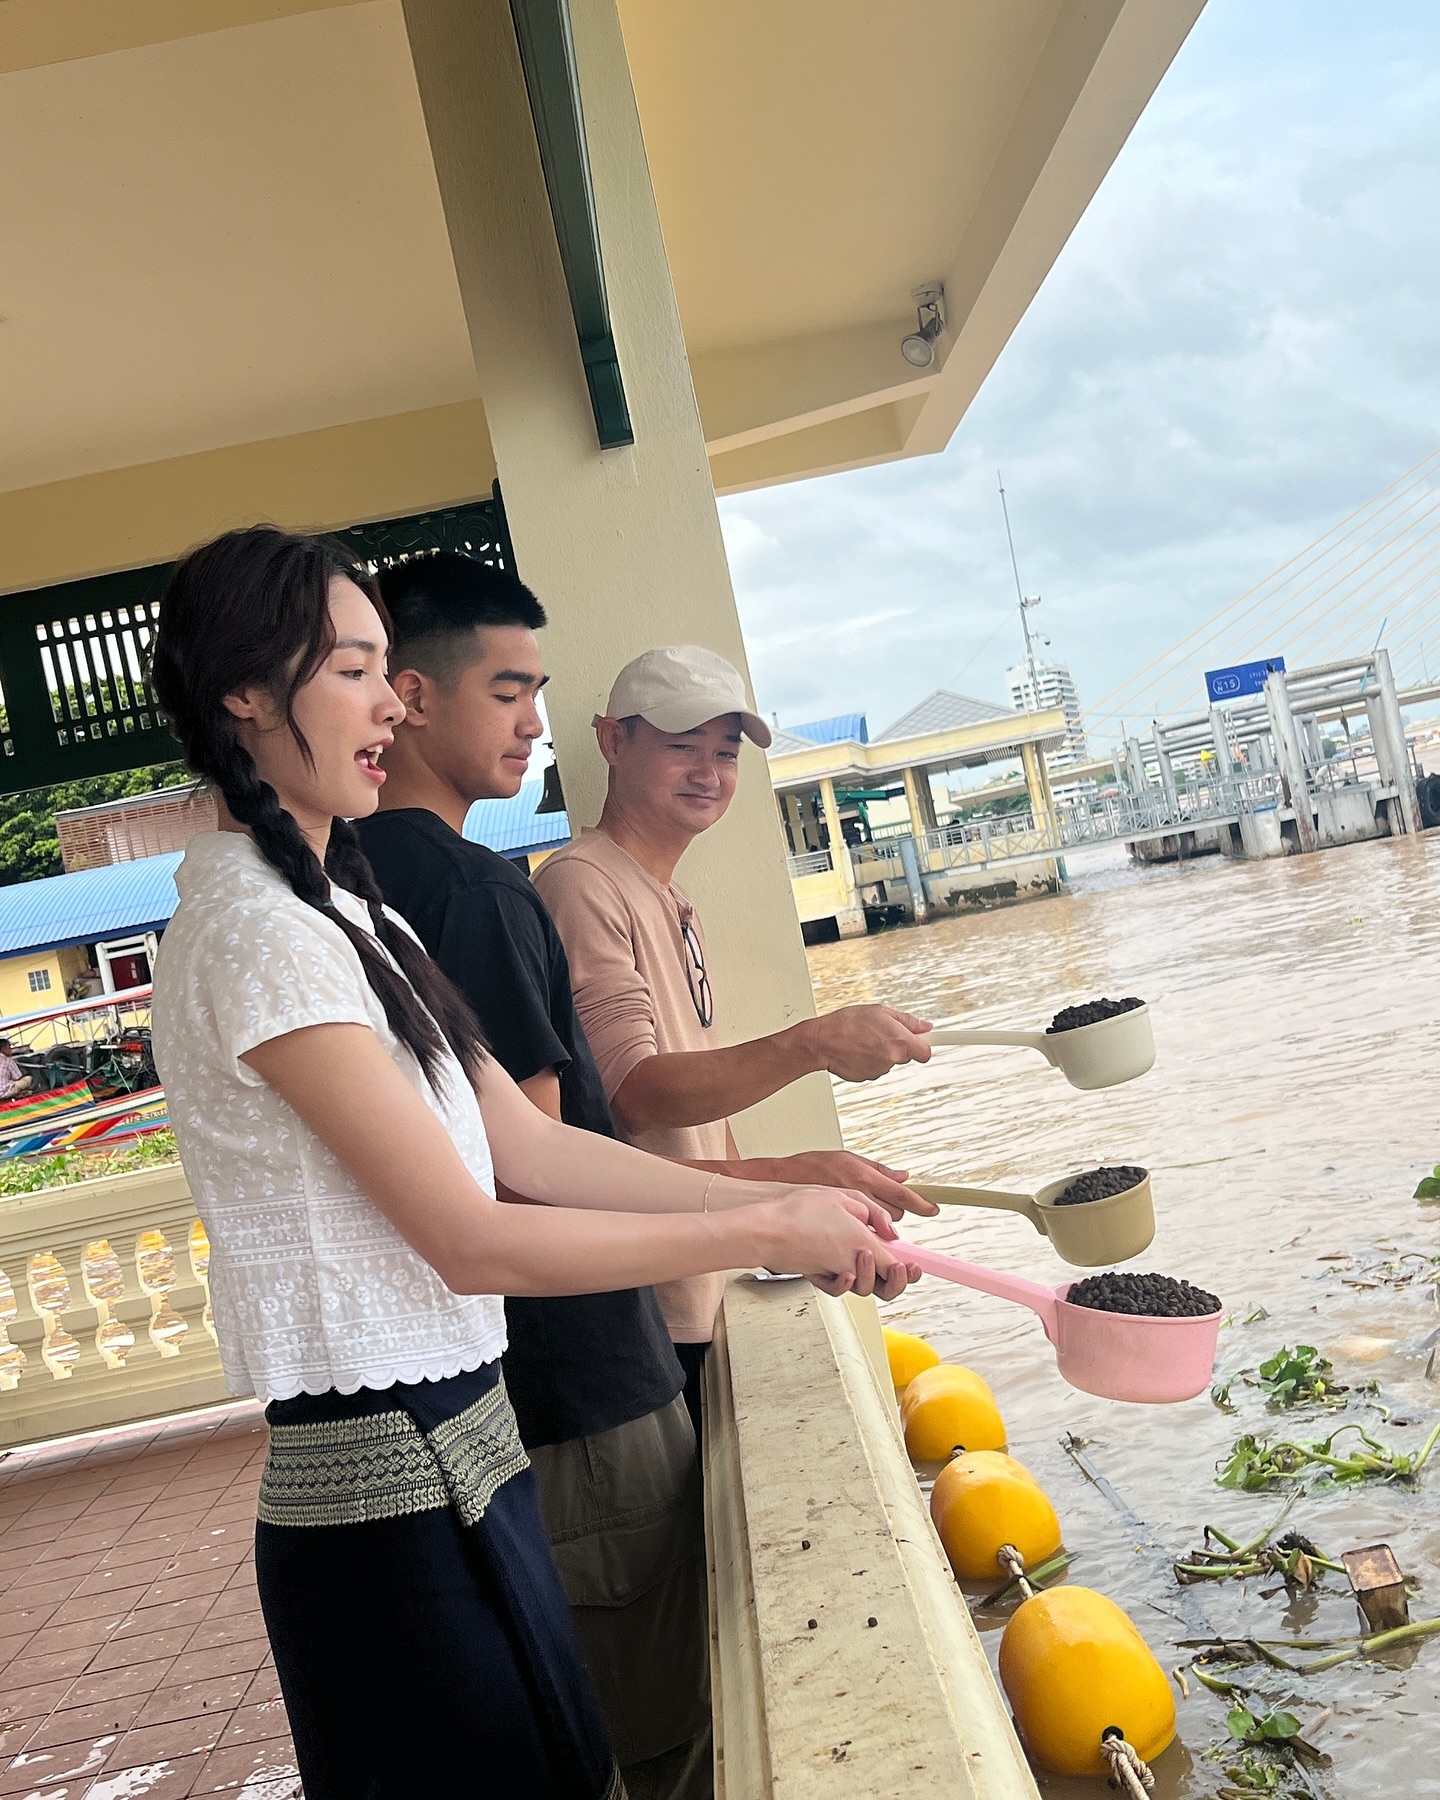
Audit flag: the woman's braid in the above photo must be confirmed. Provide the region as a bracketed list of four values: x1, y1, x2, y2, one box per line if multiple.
[325, 819, 487, 1082]
[211, 727, 328, 908]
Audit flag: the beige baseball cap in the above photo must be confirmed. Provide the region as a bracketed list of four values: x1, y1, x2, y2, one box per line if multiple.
[596, 645, 773, 747]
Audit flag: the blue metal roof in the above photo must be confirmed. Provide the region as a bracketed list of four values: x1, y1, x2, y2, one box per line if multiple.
[0, 852, 182, 958]
[0, 789, 575, 962]
[787, 712, 869, 745]
[463, 782, 572, 861]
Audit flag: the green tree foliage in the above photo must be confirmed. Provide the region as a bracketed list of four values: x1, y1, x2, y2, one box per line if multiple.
[0, 764, 190, 887]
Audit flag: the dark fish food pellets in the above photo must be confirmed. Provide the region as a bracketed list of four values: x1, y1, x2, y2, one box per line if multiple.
[1047, 996, 1144, 1035]
[1064, 1271, 1220, 1318]
[1052, 1166, 1147, 1207]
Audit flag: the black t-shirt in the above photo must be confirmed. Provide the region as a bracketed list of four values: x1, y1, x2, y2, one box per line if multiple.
[354, 808, 683, 1449]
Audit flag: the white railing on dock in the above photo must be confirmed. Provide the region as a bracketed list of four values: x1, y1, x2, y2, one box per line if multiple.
[922, 817, 1058, 866]
[824, 772, 1296, 892]
[1054, 773, 1285, 846]
[849, 817, 1061, 883]
[786, 848, 834, 877]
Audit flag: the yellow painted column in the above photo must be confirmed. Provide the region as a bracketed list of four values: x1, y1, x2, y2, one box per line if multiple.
[399, 0, 839, 1156]
[1020, 741, 1054, 835]
[780, 789, 810, 855]
[902, 763, 938, 836]
[818, 777, 866, 938]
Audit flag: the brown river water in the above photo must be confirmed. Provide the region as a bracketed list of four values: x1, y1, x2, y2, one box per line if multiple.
[809, 830, 1440, 1799]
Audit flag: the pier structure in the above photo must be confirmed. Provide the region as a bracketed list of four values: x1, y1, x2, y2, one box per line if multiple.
[831, 655, 1440, 920]
[769, 691, 1069, 938]
[1086, 651, 1432, 862]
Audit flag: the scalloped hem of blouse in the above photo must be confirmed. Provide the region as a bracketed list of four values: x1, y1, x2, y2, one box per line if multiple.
[231, 1344, 507, 1406]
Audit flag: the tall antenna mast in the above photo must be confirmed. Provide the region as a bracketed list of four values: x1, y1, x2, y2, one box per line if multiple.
[998, 471, 1041, 700]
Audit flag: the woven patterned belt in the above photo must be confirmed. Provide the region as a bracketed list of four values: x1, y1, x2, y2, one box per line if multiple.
[258, 1377, 529, 1530]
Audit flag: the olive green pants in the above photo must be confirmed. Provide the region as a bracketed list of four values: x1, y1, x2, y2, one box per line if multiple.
[528, 1395, 712, 1800]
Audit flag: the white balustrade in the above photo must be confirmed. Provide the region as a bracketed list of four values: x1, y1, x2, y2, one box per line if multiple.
[0, 1163, 228, 1449]
[0, 1268, 24, 1391]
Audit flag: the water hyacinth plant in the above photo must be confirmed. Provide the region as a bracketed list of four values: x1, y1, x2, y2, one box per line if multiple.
[1216, 1420, 1440, 1491]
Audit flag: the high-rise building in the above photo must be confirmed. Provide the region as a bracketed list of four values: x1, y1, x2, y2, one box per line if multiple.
[1005, 659, 1088, 766]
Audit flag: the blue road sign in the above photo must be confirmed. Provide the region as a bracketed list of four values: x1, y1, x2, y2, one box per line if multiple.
[1205, 656, 1286, 704]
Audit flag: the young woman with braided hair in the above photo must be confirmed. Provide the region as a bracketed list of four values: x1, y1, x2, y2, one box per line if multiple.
[148, 526, 912, 1800]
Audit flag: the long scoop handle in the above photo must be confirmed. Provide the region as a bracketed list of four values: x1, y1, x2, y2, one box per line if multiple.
[923, 1025, 1047, 1050]
[922, 1026, 1056, 1067]
[910, 1183, 1045, 1235]
[903, 1244, 1059, 1338]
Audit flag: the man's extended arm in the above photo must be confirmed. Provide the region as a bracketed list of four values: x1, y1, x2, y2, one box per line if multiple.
[609, 1003, 932, 1135]
[508, 1073, 936, 1220]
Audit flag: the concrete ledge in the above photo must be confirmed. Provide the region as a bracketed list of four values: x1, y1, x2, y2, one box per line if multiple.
[706, 1276, 1039, 1799]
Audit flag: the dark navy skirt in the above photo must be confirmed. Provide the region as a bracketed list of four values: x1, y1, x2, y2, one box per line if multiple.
[255, 1361, 622, 1799]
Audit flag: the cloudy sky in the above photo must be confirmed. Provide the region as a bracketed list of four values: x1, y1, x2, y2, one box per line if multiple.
[719, 1, 1440, 750]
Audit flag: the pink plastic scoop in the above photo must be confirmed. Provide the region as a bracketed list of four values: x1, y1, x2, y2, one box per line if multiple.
[902, 1243, 1220, 1405]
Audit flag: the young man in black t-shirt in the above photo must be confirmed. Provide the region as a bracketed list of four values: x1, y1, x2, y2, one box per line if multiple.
[356, 555, 923, 1800]
[355, 557, 710, 1800]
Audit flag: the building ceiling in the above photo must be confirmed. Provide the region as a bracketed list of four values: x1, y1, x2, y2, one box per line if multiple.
[0, 0, 1202, 508]
[616, 0, 1061, 353]
[0, 2, 479, 492]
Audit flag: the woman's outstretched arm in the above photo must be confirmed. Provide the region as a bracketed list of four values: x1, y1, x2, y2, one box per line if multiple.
[242, 1023, 909, 1301]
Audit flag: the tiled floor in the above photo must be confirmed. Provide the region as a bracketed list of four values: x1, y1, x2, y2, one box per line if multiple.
[0, 1403, 301, 1800]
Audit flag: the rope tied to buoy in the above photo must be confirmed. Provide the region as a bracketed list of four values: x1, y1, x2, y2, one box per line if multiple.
[995, 1543, 1038, 1600]
[1100, 1727, 1154, 1797]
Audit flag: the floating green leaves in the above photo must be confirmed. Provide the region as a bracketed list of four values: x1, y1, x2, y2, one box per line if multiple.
[1217, 1757, 1283, 1795]
[1415, 1164, 1440, 1201]
[1216, 1420, 1440, 1491]
[1257, 1344, 1345, 1409]
[1174, 1500, 1343, 1587]
[1212, 1342, 1352, 1414]
[1227, 1706, 1302, 1744]
[1202, 1698, 1327, 1799]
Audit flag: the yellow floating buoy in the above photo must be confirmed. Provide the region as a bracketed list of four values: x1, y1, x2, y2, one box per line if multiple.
[998, 1585, 1176, 1778]
[929, 1450, 1061, 1580]
[882, 1326, 940, 1393]
[900, 1362, 1006, 1461]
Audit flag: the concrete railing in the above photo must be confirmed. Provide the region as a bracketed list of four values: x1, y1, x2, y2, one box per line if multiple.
[0, 1162, 227, 1451]
[706, 1276, 1040, 1800]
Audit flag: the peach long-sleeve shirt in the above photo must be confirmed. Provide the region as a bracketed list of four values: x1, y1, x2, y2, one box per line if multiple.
[532, 829, 729, 1344]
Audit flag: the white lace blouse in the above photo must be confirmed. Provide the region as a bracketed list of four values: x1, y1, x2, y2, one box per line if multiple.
[152, 831, 506, 1402]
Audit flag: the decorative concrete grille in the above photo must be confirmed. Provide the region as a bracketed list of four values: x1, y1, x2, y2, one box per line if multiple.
[56, 788, 218, 873]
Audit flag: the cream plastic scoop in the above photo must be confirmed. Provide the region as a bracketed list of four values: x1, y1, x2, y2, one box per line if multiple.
[922, 1002, 1154, 1090]
[901, 1242, 1220, 1404]
[910, 1170, 1155, 1267]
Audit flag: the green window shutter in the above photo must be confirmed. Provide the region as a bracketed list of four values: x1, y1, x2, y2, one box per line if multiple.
[0, 492, 514, 798]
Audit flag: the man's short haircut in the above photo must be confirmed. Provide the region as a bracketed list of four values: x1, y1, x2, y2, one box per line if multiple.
[378, 551, 546, 686]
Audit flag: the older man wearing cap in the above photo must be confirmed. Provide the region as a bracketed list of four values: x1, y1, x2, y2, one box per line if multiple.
[533, 645, 934, 1418]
